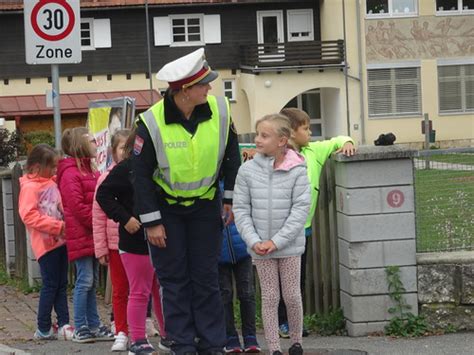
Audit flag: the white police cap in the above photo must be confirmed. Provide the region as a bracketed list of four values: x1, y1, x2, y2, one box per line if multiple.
[156, 48, 218, 90]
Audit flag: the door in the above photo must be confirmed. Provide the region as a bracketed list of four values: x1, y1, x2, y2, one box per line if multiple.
[256, 11, 285, 62]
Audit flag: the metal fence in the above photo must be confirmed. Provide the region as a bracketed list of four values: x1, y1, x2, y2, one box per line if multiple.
[414, 148, 474, 253]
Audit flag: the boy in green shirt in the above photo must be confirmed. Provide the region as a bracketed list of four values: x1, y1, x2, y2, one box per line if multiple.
[277, 107, 356, 337]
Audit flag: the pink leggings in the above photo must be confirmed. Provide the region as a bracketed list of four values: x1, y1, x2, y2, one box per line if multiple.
[120, 252, 166, 342]
[255, 256, 302, 352]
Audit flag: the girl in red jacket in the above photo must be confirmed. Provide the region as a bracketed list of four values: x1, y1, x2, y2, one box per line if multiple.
[92, 129, 131, 351]
[19, 144, 74, 341]
[57, 127, 113, 343]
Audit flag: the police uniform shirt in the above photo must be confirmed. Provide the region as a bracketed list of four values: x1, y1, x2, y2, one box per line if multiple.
[132, 91, 241, 228]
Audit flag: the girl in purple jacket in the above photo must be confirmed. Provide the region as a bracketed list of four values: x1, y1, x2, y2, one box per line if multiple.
[57, 127, 113, 343]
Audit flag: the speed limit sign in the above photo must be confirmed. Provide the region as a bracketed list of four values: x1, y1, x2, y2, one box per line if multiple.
[24, 0, 81, 64]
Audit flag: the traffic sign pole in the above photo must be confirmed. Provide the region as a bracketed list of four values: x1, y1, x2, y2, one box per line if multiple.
[51, 64, 61, 150]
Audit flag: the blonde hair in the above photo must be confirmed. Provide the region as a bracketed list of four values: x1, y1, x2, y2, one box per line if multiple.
[26, 144, 59, 176]
[61, 127, 95, 172]
[255, 113, 292, 140]
[111, 129, 131, 162]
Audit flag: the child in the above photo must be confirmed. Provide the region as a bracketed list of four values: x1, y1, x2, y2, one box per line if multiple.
[19, 144, 74, 341]
[218, 183, 260, 353]
[57, 127, 114, 343]
[277, 108, 355, 337]
[233, 114, 311, 355]
[93, 129, 131, 351]
[96, 130, 170, 354]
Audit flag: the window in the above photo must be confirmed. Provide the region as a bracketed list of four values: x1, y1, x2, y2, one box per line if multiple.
[223, 80, 236, 101]
[436, 0, 474, 13]
[81, 18, 111, 50]
[287, 9, 314, 42]
[154, 14, 221, 46]
[170, 15, 203, 45]
[366, 0, 417, 16]
[438, 64, 474, 113]
[368, 67, 421, 117]
[81, 18, 94, 49]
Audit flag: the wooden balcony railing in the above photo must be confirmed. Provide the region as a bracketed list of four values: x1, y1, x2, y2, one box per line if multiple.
[240, 40, 345, 72]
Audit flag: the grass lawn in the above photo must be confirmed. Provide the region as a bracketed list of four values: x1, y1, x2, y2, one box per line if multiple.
[425, 153, 474, 166]
[415, 169, 474, 252]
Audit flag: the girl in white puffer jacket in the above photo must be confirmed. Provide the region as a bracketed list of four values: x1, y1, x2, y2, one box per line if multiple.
[233, 113, 311, 355]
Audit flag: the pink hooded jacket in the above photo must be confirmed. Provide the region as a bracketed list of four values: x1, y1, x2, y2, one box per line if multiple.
[56, 157, 99, 262]
[92, 164, 119, 258]
[18, 174, 66, 260]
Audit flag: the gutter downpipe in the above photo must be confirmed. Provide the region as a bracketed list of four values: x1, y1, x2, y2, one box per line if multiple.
[356, 0, 366, 144]
[342, 0, 351, 136]
[145, 0, 154, 105]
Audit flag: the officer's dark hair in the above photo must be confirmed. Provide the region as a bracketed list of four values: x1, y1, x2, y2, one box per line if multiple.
[122, 128, 137, 160]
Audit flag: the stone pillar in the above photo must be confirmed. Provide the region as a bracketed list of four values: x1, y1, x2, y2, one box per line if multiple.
[1, 176, 15, 275]
[334, 146, 418, 336]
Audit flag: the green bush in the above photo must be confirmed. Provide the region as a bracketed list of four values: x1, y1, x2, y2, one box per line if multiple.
[24, 130, 55, 149]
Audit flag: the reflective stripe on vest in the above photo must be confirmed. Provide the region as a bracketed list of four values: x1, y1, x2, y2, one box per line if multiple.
[140, 95, 230, 199]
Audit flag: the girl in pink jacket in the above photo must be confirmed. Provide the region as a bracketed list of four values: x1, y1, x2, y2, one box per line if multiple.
[19, 144, 74, 341]
[57, 127, 113, 343]
[92, 129, 131, 351]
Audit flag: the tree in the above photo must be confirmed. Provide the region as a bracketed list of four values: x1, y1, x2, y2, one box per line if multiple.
[0, 128, 19, 167]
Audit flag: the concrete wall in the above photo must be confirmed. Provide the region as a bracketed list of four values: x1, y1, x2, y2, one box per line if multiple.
[417, 252, 474, 331]
[334, 146, 418, 336]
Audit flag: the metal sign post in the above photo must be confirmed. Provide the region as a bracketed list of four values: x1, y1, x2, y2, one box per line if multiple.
[24, 0, 82, 149]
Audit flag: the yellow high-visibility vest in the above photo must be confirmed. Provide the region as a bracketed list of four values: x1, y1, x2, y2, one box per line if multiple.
[139, 95, 230, 204]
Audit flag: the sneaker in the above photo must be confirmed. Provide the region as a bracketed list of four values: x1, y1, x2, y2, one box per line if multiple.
[243, 336, 261, 353]
[145, 317, 160, 337]
[278, 323, 290, 338]
[92, 324, 115, 341]
[224, 336, 242, 353]
[288, 343, 303, 355]
[111, 331, 128, 352]
[72, 325, 95, 343]
[57, 324, 74, 341]
[158, 337, 173, 351]
[110, 321, 116, 335]
[33, 328, 57, 340]
[128, 339, 156, 354]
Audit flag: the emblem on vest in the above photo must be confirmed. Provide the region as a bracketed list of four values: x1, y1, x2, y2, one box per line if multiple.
[164, 141, 188, 149]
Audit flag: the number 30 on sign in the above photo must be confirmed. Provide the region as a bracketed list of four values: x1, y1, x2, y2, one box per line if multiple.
[24, 0, 82, 65]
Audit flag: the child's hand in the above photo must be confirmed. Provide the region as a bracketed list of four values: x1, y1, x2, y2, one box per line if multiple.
[252, 242, 267, 256]
[261, 240, 277, 254]
[337, 142, 356, 156]
[124, 217, 141, 234]
[98, 255, 109, 266]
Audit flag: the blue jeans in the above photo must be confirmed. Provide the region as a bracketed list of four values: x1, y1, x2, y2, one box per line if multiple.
[73, 256, 100, 329]
[218, 256, 257, 338]
[37, 245, 69, 332]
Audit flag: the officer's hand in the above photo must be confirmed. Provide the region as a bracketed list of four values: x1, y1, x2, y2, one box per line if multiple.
[223, 204, 234, 226]
[146, 224, 167, 248]
[124, 217, 141, 234]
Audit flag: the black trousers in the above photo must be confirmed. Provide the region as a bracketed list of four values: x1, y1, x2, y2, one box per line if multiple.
[149, 199, 226, 354]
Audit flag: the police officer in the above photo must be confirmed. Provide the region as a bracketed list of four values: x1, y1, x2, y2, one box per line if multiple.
[132, 48, 241, 355]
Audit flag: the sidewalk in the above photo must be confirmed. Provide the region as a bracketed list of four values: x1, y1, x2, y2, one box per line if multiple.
[1, 284, 473, 355]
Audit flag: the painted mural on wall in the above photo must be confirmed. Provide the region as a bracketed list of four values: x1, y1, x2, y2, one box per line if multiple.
[365, 16, 474, 61]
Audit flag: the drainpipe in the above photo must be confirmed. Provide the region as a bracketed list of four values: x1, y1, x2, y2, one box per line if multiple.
[145, 0, 154, 105]
[355, 0, 366, 144]
[342, 0, 351, 137]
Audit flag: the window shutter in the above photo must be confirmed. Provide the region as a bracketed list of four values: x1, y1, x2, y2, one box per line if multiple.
[203, 15, 221, 44]
[439, 66, 462, 112]
[154, 17, 171, 46]
[368, 69, 393, 116]
[465, 65, 474, 110]
[93, 19, 111, 48]
[394, 67, 420, 115]
[287, 9, 313, 41]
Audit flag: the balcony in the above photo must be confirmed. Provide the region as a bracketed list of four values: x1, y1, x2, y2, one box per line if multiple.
[240, 40, 345, 73]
